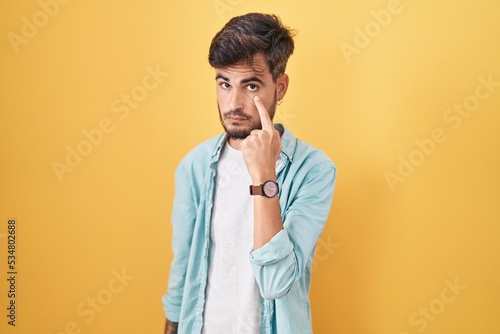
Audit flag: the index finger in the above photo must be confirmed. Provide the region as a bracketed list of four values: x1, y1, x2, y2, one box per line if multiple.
[253, 96, 273, 131]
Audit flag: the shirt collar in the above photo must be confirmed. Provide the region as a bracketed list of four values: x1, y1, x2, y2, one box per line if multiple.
[278, 125, 296, 162]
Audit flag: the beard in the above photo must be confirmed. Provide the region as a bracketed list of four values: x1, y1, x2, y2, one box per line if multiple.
[218, 91, 277, 140]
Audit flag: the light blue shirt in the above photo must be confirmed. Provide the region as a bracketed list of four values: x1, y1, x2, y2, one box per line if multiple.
[162, 126, 336, 333]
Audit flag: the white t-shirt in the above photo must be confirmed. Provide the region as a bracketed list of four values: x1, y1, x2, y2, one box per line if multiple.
[202, 143, 261, 334]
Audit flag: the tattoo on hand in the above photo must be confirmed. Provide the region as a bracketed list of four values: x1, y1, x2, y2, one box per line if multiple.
[165, 319, 179, 334]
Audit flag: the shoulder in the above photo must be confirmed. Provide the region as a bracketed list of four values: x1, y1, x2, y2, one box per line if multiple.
[282, 128, 336, 172]
[176, 133, 225, 173]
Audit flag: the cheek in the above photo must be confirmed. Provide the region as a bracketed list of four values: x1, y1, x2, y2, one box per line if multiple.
[257, 88, 276, 104]
[216, 94, 230, 113]
[259, 96, 275, 111]
[216, 89, 227, 102]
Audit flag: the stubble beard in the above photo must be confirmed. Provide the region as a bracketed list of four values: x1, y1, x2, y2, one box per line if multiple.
[218, 92, 277, 140]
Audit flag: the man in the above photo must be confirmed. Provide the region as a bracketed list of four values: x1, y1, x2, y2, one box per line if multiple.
[162, 13, 336, 334]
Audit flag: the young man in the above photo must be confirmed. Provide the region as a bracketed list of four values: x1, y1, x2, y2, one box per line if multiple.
[162, 13, 336, 334]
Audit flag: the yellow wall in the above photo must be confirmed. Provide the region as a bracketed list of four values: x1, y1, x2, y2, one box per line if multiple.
[1, 1, 499, 333]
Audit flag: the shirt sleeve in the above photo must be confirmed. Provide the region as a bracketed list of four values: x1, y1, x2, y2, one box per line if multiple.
[162, 161, 197, 322]
[249, 163, 336, 300]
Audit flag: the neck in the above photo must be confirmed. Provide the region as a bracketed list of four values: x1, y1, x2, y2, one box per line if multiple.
[227, 137, 242, 150]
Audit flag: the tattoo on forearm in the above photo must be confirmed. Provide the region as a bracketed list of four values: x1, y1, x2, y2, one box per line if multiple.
[165, 319, 179, 334]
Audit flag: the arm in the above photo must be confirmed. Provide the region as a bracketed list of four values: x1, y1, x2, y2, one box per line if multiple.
[253, 192, 282, 249]
[241, 96, 336, 299]
[241, 96, 284, 249]
[249, 165, 336, 299]
[162, 161, 197, 324]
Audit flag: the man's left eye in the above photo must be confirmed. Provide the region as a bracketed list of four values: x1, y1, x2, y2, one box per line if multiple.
[247, 84, 258, 91]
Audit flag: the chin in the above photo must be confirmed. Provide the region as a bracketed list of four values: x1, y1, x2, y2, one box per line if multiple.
[226, 129, 251, 140]
[224, 124, 253, 140]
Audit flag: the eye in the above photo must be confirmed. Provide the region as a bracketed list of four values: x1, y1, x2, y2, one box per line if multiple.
[219, 82, 231, 89]
[247, 84, 258, 91]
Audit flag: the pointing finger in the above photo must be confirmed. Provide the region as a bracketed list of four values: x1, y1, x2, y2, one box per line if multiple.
[254, 96, 273, 131]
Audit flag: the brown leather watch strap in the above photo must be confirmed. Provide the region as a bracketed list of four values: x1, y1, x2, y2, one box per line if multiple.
[249, 184, 263, 196]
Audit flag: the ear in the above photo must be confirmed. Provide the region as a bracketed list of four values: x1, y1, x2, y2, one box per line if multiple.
[276, 73, 289, 101]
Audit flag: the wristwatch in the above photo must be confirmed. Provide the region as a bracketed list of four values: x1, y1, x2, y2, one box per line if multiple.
[249, 180, 279, 198]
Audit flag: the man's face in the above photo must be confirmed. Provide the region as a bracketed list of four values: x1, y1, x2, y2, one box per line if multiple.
[216, 53, 288, 140]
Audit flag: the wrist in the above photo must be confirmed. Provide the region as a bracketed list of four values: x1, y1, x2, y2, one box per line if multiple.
[251, 171, 276, 185]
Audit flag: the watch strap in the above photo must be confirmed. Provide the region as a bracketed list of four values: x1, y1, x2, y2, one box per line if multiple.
[249, 185, 263, 196]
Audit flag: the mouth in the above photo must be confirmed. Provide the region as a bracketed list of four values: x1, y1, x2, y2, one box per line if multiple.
[226, 116, 248, 122]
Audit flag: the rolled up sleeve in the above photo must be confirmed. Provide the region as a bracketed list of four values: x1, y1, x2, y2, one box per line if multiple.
[249, 229, 296, 299]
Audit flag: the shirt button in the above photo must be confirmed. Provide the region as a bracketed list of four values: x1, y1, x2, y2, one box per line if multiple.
[196, 311, 201, 316]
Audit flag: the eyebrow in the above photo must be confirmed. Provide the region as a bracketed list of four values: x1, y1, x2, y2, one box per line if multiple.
[215, 74, 265, 85]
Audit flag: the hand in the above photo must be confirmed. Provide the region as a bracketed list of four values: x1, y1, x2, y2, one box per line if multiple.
[241, 96, 282, 183]
[164, 318, 178, 334]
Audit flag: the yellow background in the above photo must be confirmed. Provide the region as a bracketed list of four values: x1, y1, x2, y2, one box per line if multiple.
[1, 0, 499, 333]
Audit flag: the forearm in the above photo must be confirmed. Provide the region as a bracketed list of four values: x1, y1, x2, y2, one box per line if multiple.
[253, 193, 283, 249]
[250, 165, 336, 298]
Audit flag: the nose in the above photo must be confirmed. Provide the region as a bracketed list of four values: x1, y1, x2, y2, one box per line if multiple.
[228, 89, 245, 111]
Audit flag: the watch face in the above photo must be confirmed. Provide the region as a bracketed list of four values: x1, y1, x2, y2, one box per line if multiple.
[263, 181, 279, 198]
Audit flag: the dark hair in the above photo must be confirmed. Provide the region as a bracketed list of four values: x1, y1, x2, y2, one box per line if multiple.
[208, 13, 295, 82]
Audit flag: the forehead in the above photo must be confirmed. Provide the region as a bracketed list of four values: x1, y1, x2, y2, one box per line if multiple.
[215, 53, 271, 81]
